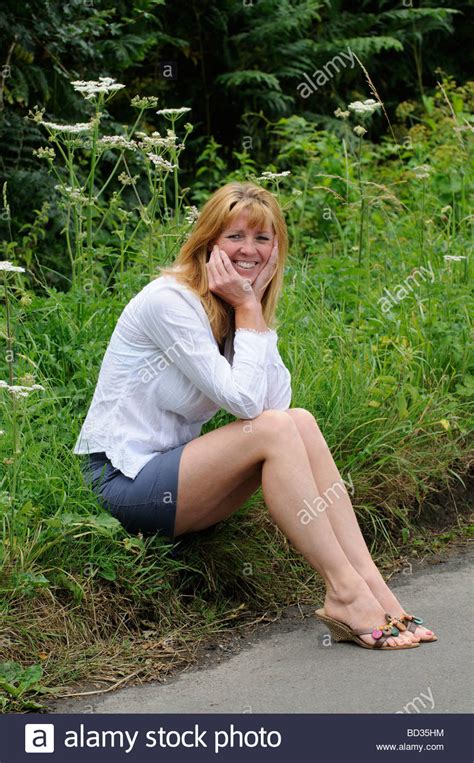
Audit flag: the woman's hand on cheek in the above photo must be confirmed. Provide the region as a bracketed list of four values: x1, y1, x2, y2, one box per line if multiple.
[251, 239, 278, 303]
[205, 245, 256, 308]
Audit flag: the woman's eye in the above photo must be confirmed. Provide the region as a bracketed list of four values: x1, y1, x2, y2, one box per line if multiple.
[227, 234, 270, 241]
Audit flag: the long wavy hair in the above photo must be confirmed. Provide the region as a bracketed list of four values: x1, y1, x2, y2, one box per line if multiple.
[157, 182, 289, 345]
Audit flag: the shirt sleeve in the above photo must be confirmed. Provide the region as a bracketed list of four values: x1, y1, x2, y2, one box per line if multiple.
[137, 285, 277, 420]
[263, 339, 292, 410]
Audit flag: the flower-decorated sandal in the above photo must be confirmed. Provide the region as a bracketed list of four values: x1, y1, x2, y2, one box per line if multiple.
[314, 609, 420, 650]
[395, 612, 438, 642]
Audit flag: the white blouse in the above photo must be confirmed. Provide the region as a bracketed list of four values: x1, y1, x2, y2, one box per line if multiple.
[73, 274, 292, 478]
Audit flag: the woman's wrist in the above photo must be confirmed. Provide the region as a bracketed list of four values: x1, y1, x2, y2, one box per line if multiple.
[235, 299, 267, 332]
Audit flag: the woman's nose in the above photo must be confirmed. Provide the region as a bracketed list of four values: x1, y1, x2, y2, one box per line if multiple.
[239, 237, 257, 254]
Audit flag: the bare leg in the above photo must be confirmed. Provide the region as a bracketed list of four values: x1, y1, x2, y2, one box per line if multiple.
[174, 410, 418, 647]
[283, 408, 435, 641]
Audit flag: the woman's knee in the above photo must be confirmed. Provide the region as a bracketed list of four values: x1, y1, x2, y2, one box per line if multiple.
[284, 407, 322, 435]
[284, 407, 330, 455]
[250, 408, 301, 441]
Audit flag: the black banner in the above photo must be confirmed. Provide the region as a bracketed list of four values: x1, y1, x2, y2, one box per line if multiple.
[1, 713, 472, 762]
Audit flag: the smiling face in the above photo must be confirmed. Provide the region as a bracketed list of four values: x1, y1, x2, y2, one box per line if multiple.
[212, 211, 275, 283]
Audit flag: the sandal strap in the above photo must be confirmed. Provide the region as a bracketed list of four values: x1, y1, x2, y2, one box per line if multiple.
[352, 612, 397, 638]
[399, 612, 424, 632]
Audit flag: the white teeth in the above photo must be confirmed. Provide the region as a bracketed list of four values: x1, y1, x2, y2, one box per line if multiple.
[234, 261, 258, 269]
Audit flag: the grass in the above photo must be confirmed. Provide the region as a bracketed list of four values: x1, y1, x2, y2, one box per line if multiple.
[0, 77, 472, 711]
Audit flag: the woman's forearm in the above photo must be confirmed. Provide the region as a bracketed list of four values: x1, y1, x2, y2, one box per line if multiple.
[234, 299, 268, 332]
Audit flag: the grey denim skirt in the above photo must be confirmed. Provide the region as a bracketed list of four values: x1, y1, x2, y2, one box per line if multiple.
[81, 445, 188, 539]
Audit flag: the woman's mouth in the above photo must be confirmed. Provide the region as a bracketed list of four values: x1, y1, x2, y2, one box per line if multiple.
[232, 260, 259, 271]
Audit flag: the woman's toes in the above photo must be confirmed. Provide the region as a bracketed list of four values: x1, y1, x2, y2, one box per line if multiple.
[418, 627, 435, 640]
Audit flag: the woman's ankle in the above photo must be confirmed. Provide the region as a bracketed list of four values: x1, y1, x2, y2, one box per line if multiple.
[361, 565, 404, 613]
[325, 571, 367, 605]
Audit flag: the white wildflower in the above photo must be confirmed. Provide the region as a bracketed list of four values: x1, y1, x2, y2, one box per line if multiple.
[0, 381, 45, 398]
[27, 106, 45, 124]
[257, 171, 291, 181]
[348, 98, 381, 116]
[156, 107, 191, 119]
[40, 120, 93, 134]
[353, 125, 367, 137]
[0, 430, 4, 435]
[184, 205, 199, 224]
[412, 164, 431, 180]
[136, 130, 177, 150]
[0, 261, 25, 273]
[334, 107, 350, 119]
[118, 172, 139, 186]
[54, 185, 89, 204]
[33, 146, 56, 161]
[444, 255, 466, 262]
[99, 135, 137, 151]
[131, 95, 159, 109]
[71, 77, 125, 100]
[146, 153, 177, 171]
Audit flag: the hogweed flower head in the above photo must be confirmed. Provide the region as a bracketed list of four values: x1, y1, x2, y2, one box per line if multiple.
[348, 98, 381, 116]
[257, 171, 291, 181]
[156, 107, 191, 119]
[411, 164, 431, 180]
[334, 107, 350, 119]
[118, 172, 139, 186]
[99, 135, 137, 151]
[40, 120, 93, 134]
[54, 185, 90, 204]
[0, 380, 45, 398]
[136, 130, 177, 150]
[27, 106, 46, 124]
[0, 261, 25, 273]
[353, 125, 367, 137]
[71, 77, 125, 100]
[33, 146, 56, 161]
[146, 153, 177, 171]
[184, 206, 200, 224]
[131, 95, 159, 109]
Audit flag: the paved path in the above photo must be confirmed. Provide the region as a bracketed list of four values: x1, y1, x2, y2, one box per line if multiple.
[53, 549, 473, 714]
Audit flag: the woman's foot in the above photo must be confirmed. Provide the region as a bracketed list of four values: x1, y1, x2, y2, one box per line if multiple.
[363, 566, 436, 642]
[323, 578, 420, 648]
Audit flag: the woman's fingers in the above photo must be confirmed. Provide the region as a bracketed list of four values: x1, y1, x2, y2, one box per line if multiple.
[207, 246, 223, 283]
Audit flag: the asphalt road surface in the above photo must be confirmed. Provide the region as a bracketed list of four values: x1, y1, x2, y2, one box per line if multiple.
[53, 547, 473, 714]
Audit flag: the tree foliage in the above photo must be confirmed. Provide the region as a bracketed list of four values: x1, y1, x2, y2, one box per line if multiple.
[0, 0, 470, 248]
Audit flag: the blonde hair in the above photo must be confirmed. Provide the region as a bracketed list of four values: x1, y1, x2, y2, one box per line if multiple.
[157, 182, 289, 345]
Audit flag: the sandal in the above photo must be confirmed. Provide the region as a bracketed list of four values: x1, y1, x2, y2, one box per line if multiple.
[395, 612, 438, 642]
[314, 609, 420, 650]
